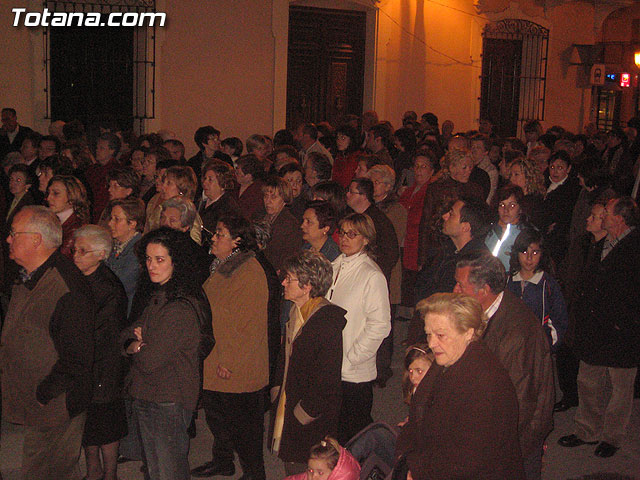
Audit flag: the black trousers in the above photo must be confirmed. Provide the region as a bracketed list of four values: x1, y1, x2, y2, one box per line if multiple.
[556, 343, 579, 404]
[337, 381, 373, 445]
[376, 318, 394, 384]
[201, 389, 266, 480]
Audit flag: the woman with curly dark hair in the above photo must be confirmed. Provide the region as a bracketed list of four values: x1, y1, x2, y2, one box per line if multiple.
[121, 227, 212, 480]
[193, 213, 269, 480]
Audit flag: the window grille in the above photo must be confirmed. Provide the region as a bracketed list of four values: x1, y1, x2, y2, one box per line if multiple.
[43, 0, 156, 130]
[481, 19, 549, 137]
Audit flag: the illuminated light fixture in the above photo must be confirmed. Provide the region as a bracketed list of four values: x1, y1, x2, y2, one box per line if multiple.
[621, 73, 630, 88]
[635, 51, 640, 68]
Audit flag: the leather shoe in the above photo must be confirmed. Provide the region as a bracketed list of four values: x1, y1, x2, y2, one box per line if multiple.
[554, 399, 578, 412]
[594, 441, 619, 458]
[558, 434, 598, 448]
[191, 460, 235, 477]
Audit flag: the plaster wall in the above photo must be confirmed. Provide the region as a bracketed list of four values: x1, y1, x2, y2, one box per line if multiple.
[153, 0, 276, 157]
[373, 0, 486, 130]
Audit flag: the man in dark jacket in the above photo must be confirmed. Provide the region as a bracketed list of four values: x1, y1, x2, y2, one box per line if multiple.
[346, 177, 399, 282]
[407, 196, 490, 344]
[454, 252, 554, 480]
[558, 196, 640, 458]
[0, 107, 34, 160]
[1, 205, 95, 479]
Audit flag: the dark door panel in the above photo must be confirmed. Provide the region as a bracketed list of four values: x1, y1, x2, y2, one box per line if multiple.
[287, 6, 365, 128]
[480, 37, 522, 137]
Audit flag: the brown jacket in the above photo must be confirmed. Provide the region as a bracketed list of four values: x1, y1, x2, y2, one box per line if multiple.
[482, 289, 555, 456]
[377, 197, 407, 304]
[122, 287, 203, 412]
[1, 251, 95, 427]
[396, 341, 524, 480]
[262, 207, 303, 273]
[203, 251, 269, 393]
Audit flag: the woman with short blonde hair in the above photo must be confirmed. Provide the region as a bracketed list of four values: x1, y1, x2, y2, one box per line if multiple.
[326, 212, 390, 443]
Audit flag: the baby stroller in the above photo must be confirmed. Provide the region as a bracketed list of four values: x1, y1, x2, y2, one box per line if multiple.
[346, 422, 407, 480]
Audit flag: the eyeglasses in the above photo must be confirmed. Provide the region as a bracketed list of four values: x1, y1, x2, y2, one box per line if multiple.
[71, 247, 99, 256]
[8, 230, 38, 238]
[338, 229, 361, 239]
[283, 275, 299, 284]
[214, 230, 231, 239]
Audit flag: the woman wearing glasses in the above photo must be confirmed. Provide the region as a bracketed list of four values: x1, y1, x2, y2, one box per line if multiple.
[72, 225, 128, 480]
[325, 213, 391, 444]
[192, 213, 269, 480]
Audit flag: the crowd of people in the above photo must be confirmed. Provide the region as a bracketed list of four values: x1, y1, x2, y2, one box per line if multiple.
[0, 105, 639, 480]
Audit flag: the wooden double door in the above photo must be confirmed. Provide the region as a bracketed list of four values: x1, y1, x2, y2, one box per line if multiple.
[286, 6, 366, 129]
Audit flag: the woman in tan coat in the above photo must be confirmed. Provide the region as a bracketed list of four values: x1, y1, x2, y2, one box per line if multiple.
[192, 213, 269, 480]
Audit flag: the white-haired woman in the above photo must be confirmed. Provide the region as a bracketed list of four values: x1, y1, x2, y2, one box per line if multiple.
[396, 293, 524, 479]
[73, 225, 128, 480]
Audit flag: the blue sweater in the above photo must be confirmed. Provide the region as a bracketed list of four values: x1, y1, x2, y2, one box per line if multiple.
[507, 270, 568, 350]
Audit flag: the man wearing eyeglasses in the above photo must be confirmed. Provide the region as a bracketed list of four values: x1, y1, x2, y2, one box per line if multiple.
[1, 205, 95, 479]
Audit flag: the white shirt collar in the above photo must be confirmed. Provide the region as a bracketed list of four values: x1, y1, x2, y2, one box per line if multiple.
[56, 208, 74, 225]
[484, 291, 504, 319]
[512, 270, 544, 284]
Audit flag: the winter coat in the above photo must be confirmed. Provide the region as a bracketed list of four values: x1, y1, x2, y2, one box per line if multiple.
[121, 285, 208, 412]
[270, 301, 347, 463]
[364, 204, 399, 284]
[507, 270, 568, 350]
[572, 228, 640, 368]
[399, 181, 429, 271]
[105, 232, 141, 314]
[482, 290, 555, 456]
[86, 263, 128, 403]
[284, 447, 361, 480]
[326, 252, 390, 383]
[262, 207, 304, 273]
[396, 341, 524, 480]
[377, 196, 407, 304]
[1, 251, 95, 427]
[203, 251, 269, 393]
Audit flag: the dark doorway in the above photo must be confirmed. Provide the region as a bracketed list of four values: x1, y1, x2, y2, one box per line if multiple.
[50, 26, 134, 130]
[480, 38, 522, 138]
[286, 6, 366, 129]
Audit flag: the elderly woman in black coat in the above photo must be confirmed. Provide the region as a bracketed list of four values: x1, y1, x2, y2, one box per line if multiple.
[270, 250, 346, 476]
[72, 225, 128, 480]
[396, 293, 524, 480]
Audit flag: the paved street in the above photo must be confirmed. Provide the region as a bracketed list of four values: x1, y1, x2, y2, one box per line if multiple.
[1, 321, 638, 479]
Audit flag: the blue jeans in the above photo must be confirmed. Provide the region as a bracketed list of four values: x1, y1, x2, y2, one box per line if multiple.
[133, 399, 191, 480]
[119, 397, 143, 460]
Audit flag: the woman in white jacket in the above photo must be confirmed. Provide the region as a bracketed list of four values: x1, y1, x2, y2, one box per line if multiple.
[326, 212, 391, 444]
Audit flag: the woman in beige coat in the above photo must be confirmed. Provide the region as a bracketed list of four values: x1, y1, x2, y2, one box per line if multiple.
[192, 213, 269, 480]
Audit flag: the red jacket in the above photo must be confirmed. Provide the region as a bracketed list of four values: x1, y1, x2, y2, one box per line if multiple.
[332, 151, 361, 188]
[284, 447, 360, 480]
[399, 182, 429, 271]
[86, 159, 119, 223]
